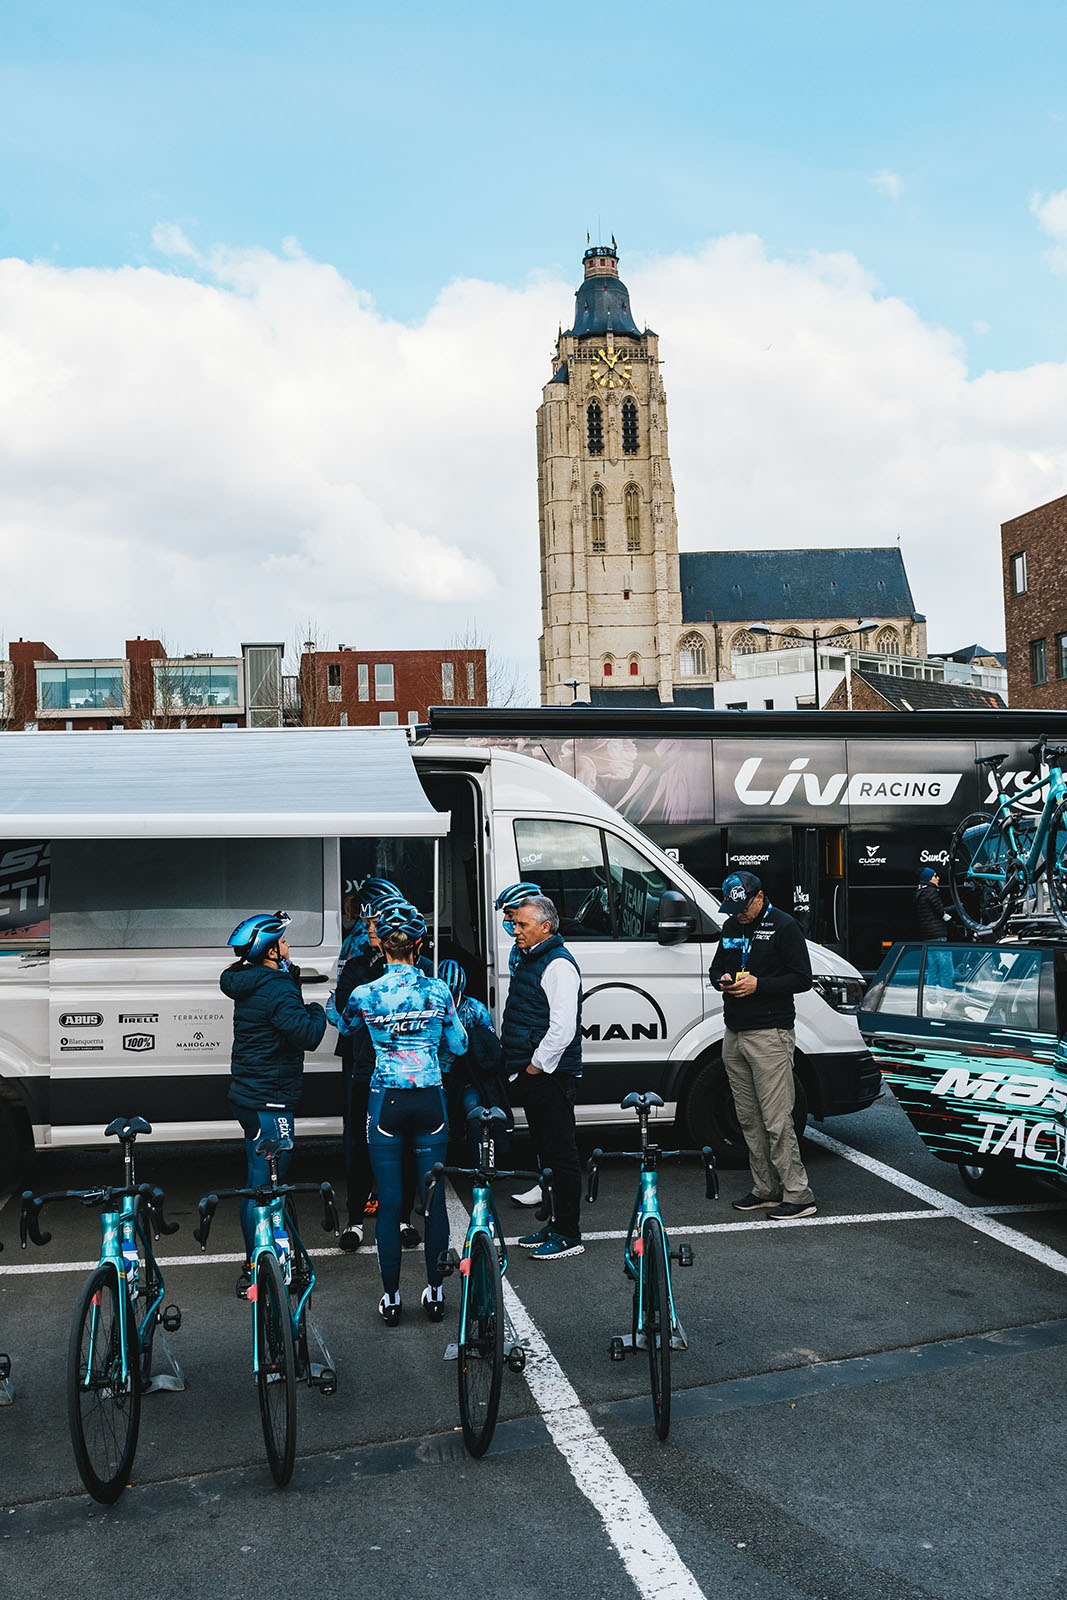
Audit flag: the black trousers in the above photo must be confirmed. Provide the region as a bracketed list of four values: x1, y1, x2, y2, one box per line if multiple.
[521, 1071, 581, 1240]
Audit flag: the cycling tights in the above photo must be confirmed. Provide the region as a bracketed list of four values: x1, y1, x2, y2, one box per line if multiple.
[367, 1083, 449, 1296]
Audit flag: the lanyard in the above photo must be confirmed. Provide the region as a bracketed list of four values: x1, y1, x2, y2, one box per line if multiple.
[739, 901, 770, 969]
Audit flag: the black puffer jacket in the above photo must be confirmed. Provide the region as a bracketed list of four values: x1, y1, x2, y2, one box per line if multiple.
[915, 882, 950, 940]
[220, 964, 327, 1112]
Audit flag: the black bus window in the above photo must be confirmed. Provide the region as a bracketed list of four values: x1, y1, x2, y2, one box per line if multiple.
[513, 819, 613, 939]
[876, 945, 922, 1016]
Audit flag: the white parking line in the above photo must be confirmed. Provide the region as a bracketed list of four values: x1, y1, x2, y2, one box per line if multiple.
[806, 1128, 1067, 1278]
[445, 1186, 706, 1600]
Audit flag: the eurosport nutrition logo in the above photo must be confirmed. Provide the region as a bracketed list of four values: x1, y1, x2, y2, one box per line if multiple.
[734, 757, 962, 809]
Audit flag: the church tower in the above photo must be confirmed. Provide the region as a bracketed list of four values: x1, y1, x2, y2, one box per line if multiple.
[537, 242, 682, 704]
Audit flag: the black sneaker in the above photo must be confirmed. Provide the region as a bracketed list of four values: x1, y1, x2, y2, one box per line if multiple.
[400, 1224, 421, 1250]
[767, 1200, 817, 1220]
[518, 1224, 553, 1249]
[339, 1224, 363, 1253]
[378, 1293, 402, 1326]
[421, 1285, 445, 1322]
[732, 1192, 781, 1212]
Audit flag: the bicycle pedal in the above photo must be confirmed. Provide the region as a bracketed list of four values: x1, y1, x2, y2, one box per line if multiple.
[609, 1336, 626, 1362]
[161, 1304, 182, 1332]
[507, 1346, 526, 1373]
[437, 1248, 460, 1278]
[0, 1356, 9, 1381]
[317, 1367, 337, 1396]
[672, 1243, 694, 1268]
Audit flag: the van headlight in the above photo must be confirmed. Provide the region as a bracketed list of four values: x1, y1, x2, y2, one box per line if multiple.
[811, 975, 867, 1013]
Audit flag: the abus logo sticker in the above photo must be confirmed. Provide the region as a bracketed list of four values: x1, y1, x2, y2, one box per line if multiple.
[580, 982, 668, 1044]
[58, 1013, 103, 1028]
[734, 757, 961, 808]
[123, 1034, 155, 1052]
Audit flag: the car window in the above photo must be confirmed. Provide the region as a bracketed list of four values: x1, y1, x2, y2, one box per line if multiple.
[513, 819, 613, 939]
[927, 946, 1044, 1030]
[876, 945, 922, 1016]
[603, 833, 673, 941]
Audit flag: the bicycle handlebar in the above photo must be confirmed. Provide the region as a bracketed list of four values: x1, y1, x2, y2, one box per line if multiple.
[423, 1162, 554, 1225]
[193, 1180, 339, 1250]
[585, 1146, 718, 1203]
[141, 1184, 180, 1238]
[19, 1182, 156, 1247]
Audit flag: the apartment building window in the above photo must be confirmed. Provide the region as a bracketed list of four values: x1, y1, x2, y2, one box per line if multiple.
[1031, 637, 1047, 685]
[1058, 633, 1067, 680]
[327, 663, 342, 702]
[378, 710, 399, 726]
[358, 664, 369, 701]
[407, 711, 419, 724]
[441, 661, 454, 700]
[466, 661, 475, 700]
[1011, 552, 1027, 594]
[374, 663, 394, 701]
[38, 665, 124, 713]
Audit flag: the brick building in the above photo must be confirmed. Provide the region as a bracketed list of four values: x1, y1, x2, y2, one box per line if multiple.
[1001, 493, 1067, 707]
[1, 638, 283, 730]
[295, 647, 487, 726]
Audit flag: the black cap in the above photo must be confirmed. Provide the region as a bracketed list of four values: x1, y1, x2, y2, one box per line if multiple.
[722, 871, 763, 910]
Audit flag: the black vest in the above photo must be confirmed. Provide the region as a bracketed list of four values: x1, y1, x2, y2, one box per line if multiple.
[500, 934, 583, 1077]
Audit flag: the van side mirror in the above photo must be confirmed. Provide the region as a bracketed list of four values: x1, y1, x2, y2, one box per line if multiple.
[657, 889, 696, 946]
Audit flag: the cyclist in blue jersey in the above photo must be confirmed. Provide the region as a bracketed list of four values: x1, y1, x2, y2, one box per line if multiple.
[338, 900, 466, 1325]
[221, 911, 327, 1291]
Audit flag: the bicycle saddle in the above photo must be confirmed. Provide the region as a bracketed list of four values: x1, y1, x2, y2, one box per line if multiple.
[467, 1105, 508, 1127]
[974, 753, 1007, 769]
[254, 1111, 295, 1155]
[105, 1115, 152, 1140]
[621, 1091, 665, 1111]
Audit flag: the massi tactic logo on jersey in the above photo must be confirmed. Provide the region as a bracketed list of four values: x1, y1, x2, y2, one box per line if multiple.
[120, 1012, 159, 1025]
[734, 757, 962, 809]
[58, 1012, 103, 1028]
[580, 983, 668, 1044]
[122, 1034, 155, 1052]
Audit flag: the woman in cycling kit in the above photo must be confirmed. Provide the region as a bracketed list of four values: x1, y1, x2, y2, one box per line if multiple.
[220, 911, 328, 1286]
[338, 900, 467, 1325]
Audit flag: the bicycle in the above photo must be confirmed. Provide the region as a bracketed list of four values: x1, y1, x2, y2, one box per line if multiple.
[20, 1115, 184, 1503]
[193, 1117, 339, 1487]
[948, 734, 1067, 937]
[424, 1106, 549, 1458]
[584, 1091, 717, 1441]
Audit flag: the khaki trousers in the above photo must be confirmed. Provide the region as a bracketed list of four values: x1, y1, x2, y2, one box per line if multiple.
[722, 1027, 813, 1205]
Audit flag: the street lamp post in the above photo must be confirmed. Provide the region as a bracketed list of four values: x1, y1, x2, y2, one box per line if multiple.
[748, 622, 874, 709]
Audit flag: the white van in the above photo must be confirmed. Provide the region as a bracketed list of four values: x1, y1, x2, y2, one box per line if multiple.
[0, 727, 877, 1168]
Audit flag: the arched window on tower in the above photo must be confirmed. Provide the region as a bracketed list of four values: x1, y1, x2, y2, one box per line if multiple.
[876, 626, 900, 654]
[678, 631, 709, 677]
[622, 399, 639, 455]
[590, 484, 605, 552]
[629, 655, 640, 677]
[587, 402, 604, 456]
[602, 656, 614, 677]
[625, 484, 641, 552]
[780, 630, 803, 648]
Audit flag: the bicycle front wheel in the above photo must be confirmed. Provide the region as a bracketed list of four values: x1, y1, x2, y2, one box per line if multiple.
[255, 1252, 297, 1486]
[457, 1231, 504, 1458]
[948, 811, 1014, 936]
[642, 1217, 672, 1441]
[1046, 800, 1067, 933]
[67, 1264, 141, 1503]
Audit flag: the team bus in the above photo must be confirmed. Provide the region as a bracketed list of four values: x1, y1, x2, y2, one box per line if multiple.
[419, 705, 1067, 974]
[0, 725, 875, 1167]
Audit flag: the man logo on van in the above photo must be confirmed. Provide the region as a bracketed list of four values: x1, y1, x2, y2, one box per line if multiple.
[580, 982, 668, 1043]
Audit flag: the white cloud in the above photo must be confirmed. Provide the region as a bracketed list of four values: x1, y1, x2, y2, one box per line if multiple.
[2, 230, 1065, 682]
[870, 170, 904, 200]
[1031, 188, 1067, 274]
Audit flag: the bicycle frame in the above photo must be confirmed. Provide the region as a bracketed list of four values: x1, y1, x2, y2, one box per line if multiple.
[248, 1190, 316, 1380]
[625, 1165, 686, 1352]
[968, 769, 1066, 887]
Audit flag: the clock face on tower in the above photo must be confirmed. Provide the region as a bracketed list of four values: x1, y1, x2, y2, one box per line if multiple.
[590, 346, 633, 389]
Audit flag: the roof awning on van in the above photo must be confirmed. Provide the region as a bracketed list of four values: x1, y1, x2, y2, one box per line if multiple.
[0, 728, 450, 838]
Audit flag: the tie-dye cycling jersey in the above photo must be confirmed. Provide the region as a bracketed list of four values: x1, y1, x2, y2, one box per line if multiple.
[440, 996, 496, 1071]
[340, 963, 467, 1090]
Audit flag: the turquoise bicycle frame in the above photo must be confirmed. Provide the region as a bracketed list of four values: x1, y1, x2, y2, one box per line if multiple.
[86, 1196, 165, 1388]
[458, 1182, 507, 1351]
[967, 766, 1067, 887]
[248, 1194, 315, 1375]
[626, 1170, 686, 1352]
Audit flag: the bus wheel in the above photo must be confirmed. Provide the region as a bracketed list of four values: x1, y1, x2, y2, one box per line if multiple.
[957, 1158, 1029, 1200]
[682, 1058, 808, 1168]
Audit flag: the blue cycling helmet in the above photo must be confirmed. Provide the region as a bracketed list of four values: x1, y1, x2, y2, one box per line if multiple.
[375, 899, 427, 942]
[228, 911, 291, 961]
[439, 959, 466, 1005]
[359, 877, 402, 916]
[495, 881, 542, 912]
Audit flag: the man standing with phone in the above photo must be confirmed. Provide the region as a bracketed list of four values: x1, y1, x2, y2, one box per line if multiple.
[708, 871, 816, 1220]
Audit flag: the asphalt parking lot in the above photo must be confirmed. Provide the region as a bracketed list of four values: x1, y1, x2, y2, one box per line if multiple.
[1, 1090, 1066, 1600]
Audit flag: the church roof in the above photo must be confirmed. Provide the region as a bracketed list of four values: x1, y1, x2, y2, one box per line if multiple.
[679, 547, 921, 624]
[566, 274, 642, 339]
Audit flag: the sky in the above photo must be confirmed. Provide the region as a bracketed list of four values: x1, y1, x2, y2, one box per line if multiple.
[3, 0, 1067, 682]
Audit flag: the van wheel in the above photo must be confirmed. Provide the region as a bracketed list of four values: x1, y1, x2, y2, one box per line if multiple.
[682, 1058, 808, 1169]
[957, 1159, 1029, 1200]
[0, 1101, 29, 1187]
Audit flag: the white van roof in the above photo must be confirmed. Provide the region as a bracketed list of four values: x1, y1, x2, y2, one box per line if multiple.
[0, 727, 450, 839]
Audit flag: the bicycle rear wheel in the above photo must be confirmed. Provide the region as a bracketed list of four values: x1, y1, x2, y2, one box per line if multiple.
[255, 1252, 297, 1486]
[457, 1230, 504, 1457]
[642, 1217, 672, 1441]
[1047, 800, 1067, 934]
[67, 1264, 141, 1503]
[948, 811, 1015, 936]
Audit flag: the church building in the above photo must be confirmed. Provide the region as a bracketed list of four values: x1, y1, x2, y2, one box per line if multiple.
[536, 244, 926, 706]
